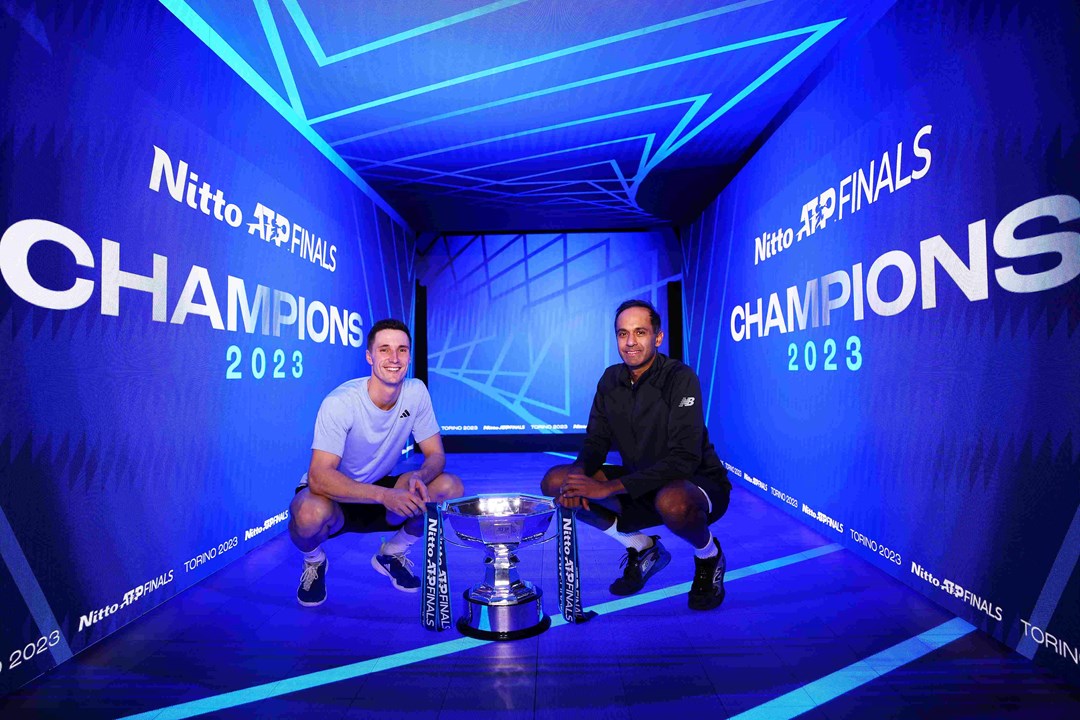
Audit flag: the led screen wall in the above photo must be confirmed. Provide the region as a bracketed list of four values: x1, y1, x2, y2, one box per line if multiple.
[417, 231, 680, 436]
[0, 2, 413, 692]
[682, 0, 1080, 684]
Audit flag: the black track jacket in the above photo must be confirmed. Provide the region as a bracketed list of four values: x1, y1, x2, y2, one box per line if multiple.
[574, 353, 730, 499]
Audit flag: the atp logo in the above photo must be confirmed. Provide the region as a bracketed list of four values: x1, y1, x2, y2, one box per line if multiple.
[677, 397, 696, 408]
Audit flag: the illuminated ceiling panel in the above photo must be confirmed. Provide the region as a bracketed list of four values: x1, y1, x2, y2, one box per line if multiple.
[163, 0, 896, 231]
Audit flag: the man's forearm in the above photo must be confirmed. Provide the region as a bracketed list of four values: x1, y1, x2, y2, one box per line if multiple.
[602, 478, 627, 496]
[415, 452, 446, 484]
[308, 467, 388, 504]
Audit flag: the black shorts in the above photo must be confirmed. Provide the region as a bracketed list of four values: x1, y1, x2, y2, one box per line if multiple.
[601, 465, 731, 533]
[295, 474, 406, 537]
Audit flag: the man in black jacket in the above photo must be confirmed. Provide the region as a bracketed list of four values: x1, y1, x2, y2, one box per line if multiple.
[541, 300, 731, 610]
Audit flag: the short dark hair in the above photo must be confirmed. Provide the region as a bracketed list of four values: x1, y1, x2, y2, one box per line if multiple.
[366, 319, 411, 350]
[614, 299, 661, 333]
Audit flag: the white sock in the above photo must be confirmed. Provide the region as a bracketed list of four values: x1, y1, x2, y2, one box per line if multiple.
[381, 528, 420, 556]
[603, 522, 653, 552]
[303, 547, 325, 565]
[694, 534, 719, 559]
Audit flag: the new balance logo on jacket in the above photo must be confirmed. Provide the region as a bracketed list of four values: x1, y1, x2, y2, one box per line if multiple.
[677, 396, 696, 407]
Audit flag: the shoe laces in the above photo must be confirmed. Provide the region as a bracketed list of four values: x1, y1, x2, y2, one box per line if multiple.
[384, 550, 415, 573]
[691, 554, 718, 592]
[300, 561, 321, 591]
[618, 547, 643, 579]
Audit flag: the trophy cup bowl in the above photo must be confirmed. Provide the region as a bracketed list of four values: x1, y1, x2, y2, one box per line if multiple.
[443, 493, 557, 640]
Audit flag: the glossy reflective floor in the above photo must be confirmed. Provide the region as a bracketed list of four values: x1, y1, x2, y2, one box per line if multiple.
[3, 453, 1079, 719]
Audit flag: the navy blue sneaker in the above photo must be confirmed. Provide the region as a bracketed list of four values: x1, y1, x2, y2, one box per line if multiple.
[371, 547, 420, 593]
[610, 536, 671, 595]
[688, 539, 726, 610]
[297, 557, 327, 607]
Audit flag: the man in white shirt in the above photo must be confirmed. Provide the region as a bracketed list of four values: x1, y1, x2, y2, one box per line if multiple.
[288, 319, 463, 606]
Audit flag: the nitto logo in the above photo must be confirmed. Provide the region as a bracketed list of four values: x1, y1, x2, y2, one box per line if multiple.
[678, 397, 696, 407]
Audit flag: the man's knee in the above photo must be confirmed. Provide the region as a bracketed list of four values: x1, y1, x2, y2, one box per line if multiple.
[655, 483, 707, 525]
[289, 490, 335, 538]
[541, 464, 573, 496]
[429, 472, 464, 501]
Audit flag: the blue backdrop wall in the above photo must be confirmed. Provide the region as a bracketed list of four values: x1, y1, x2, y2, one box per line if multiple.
[417, 231, 681, 437]
[0, 2, 413, 692]
[681, 0, 1080, 684]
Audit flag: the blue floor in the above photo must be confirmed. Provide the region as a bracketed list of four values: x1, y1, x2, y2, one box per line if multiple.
[3, 452, 1079, 719]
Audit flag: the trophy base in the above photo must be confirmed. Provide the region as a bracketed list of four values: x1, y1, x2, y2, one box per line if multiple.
[457, 590, 551, 641]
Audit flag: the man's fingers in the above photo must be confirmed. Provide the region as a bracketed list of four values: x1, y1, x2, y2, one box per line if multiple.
[556, 494, 586, 510]
[413, 478, 430, 503]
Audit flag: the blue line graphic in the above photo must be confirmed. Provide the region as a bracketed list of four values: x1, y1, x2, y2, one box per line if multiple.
[119, 543, 847, 719]
[0, 503, 73, 665]
[307, 0, 780, 124]
[329, 25, 821, 146]
[706, 185, 737, 424]
[156, 0, 410, 230]
[281, 0, 530, 67]
[729, 617, 976, 719]
[254, 0, 305, 119]
[1017, 503, 1080, 659]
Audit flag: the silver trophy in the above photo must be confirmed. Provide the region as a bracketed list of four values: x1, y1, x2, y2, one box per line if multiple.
[443, 493, 557, 640]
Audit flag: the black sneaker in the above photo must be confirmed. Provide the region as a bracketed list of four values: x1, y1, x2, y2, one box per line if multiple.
[297, 557, 327, 607]
[610, 535, 671, 596]
[688, 539, 726, 610]
[371, 548, 420, 593]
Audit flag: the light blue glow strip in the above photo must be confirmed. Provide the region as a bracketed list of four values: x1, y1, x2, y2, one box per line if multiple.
[278, 0, 325, 62]
[516, 335, 555, 403]
[340, 157, 492, 184]
[682, 220, 699, 347]
[552, 543, 846, 621]
[611, 159, 631, 195]
[545, 451, 578, 460]
[589, 181, 630, 205]
[694, 207, 718, 367]
[515, 187, 620, 198]
[331, 22, 817, 146]
[0, 503, 73, 663]
[120, 543, 844, 719]
[636, 133, 655, 182]
[706, 186, 737, 424]
[634, 93, 710, 197]
[728, 617, 976, 720]
[156, 0, 410, 231]
[253, 0, 305, 119]
[431, 368, 551, 427]
[505, 161, 616, 183]
[363, 97, 707, 169]
[1017, 503, 1080, 658]
[378, 134, 654, 190]
[309, 0, 777, 124]
[282, 0, 530, 67]
[424, 158, 628, 199]
[645, 19, 843, 176]
[440, 369, 530, 377]
[427, 338, 498, 360]
[506, 180, 593, 197]
[350, 199, 376, 324]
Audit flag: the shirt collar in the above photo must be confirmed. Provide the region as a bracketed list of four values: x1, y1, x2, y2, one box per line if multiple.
[620, 352, 667, 387]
